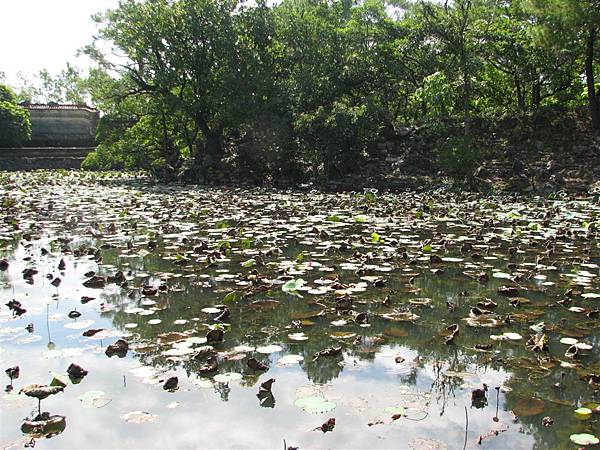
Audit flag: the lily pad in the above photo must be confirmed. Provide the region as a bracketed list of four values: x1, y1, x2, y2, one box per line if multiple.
[213, 372, 243, 383]
[64, 320, 95, 330]
[120, 410, 158, 424]
[574, 407, 593, 417]
[79, 390, 112, 408]
[384, 406, 407, 415]
[512, 397, 545, 417]
[294, 395, 336, 414]
[256, 344, 283, 354]
[276, 354, 304, 366]
[288, 332, 308, 341]
[570, 434, 599, 446]
[282, 278, 305, 295]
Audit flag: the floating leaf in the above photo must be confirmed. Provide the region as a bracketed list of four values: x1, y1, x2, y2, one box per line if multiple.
[241, 258, 256, 268]
[79, 390, 111, 408]
[331, 320, 347, 327]
[49, 372, 70, 387]
[512, 398, 545, 417]
[288, 332, 308, 341]
[294, 396, 336, 414]
[223, 292, 237, 304]
[277, 354, 304, 367]
[120, 411, 158, 424]
[574, 407, 592, 418]
[64, 320, 95, 330]
[161, 347, 195, 357]
[213, 372, 243, 383]
[530, 322, 545, 333]
[282, 279, 305, 296]
[504, 332, 523, 340]
[256, 344, 283, 354]
[570, 434, 599, 446]
[384, 406, 407, 415]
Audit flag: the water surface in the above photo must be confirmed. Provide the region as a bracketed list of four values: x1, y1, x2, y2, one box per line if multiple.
[1, 172, 599, 449]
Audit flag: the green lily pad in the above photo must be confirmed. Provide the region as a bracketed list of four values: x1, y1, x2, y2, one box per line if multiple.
[282, 279, 305, 295]
[570, 433, 599, 446]
[223, 292, 238, 304]
[530, 322, 545, 333]
[276, 354, 304, 366]
[294, 395, 336, 414]
[384, 406, 407, 415]
[241, 258, 256, 268]
[256, 344, 283, 354]
[574, 407, 593, 417]
[49, 372, 71, 387]
[213, 372, 243, 383]
[512, 397, 545, 417]
[504, 332, 523, 340]
[79, 390, 111, 408]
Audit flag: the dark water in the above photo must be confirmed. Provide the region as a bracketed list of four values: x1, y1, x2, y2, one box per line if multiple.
[0, 172, 599, 449]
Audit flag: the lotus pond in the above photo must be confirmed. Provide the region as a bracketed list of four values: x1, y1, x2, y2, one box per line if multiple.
[0, 171, 599, 449]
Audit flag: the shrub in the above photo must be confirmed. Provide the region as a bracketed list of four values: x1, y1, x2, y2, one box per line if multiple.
[294, 100, 383, 180]
[438, 136, 481, 178]
[0, 84, 31, 147]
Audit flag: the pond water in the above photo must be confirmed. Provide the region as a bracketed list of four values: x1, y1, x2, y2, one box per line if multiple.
[0, 172, 599, 449]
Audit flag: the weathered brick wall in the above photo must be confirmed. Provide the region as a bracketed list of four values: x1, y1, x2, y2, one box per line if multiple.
[24, 105, 99, 147]
[0, 147, 94, 171]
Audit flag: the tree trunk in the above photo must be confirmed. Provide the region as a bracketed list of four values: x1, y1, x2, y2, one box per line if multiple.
[586, 26, 600, 131]
[160, 112, 180, 170]
[461, 49, 471, 136]
[205, 130, 223, 163]
[514, 74, 525, 112]
[531, 79, 541, 109]
[194, 114, 224, 180]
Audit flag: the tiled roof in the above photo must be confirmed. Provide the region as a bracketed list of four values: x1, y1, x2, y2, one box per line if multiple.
[21, 103, 98, 113]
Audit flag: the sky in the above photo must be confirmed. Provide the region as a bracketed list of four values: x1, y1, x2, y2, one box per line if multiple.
[0, 0, 119, 87]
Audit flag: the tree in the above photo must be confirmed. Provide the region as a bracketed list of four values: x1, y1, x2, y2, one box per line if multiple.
[466, 0, 580, 113]
[0, 84, 31, 147]
[12, 64, 89, 104]
[86, 0, 274, 179]
[37, 63, 89, 104]
[414, 0, 482, 133]
[527, 0, 600, 130]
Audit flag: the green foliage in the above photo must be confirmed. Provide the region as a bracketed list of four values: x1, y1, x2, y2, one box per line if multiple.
[0, 84, 31, 147]
[282, 278, 306, 297]
[66, 0, 600, 177]
[438, 137, 481, 178]
[0, 85, 17, 103]
[294, 100, 384, 179]
[38, 64, 88, 104]
[410, 72, 457, 120]
[12, 63, 90, 104]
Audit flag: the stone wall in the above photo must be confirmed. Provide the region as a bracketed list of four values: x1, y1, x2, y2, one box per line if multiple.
[23, 104, 99, 147]
[0, 147, 94, 171]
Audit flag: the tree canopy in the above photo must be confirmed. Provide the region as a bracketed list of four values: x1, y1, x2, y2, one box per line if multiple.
[57, 0, 599, 181]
